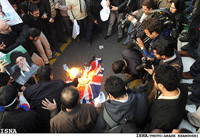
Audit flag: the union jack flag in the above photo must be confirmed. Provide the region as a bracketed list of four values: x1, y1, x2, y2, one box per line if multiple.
[66, 58, 104, 106]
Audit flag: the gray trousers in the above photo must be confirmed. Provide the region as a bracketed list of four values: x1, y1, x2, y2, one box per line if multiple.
[62, 16, 72, 36]
[107, 11, 124, 38]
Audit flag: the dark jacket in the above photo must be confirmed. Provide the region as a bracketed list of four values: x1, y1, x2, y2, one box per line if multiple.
[92, 88, 149, 132]
[23, 79, 78, 132]
[0, 108, 40, 133]
[85, 0, 102, 22]
[40, 0, 55, 20]
[50, 104, 98, 132]
[144, 84, 188, 132]
[122, 48, 143, 76]
[159, 50, 183, 79]
[110, 0, 128, 13]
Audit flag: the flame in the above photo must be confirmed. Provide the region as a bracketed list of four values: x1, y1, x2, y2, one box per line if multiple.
[67, 67, 81, 79]
[67, 67, 96, 85]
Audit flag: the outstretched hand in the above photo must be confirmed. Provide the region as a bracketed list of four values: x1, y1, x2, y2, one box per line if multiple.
[144, 65, 155, 75]
[0, 60, 8, 72]
[42, 98, 57, 111]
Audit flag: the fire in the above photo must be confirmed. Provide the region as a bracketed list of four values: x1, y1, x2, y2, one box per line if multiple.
[67, 67, 96, 85]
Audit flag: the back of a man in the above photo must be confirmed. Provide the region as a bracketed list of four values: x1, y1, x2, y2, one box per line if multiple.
[50, 87, 98, 133]
[93, 76, 149, 132]
[144, 65, 188, 132]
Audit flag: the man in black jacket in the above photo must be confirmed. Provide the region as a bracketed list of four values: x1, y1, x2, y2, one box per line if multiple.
[92, 76, 149, 132]
[0, 85, 40, 132]
[85, 0, 102, 47]
[143, 64, 188, 133]
[23, 66, 79, 132]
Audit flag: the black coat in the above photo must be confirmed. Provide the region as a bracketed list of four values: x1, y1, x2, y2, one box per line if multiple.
[0, 108, 40, 133]
[145, 84, 188, 132]
[110, 0, 128, 13]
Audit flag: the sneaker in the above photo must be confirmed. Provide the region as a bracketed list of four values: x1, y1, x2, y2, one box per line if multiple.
[104, 35, 111, 40]
[179, 36, 189, 42]
[123, 40, 129, 45]
[117, 37, 123, 42]
[181, 43, 191, 51]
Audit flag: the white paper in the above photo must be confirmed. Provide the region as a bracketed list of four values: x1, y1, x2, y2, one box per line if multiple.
[94, 91, 106, 107]
[99, 45, 104, 49]
[72, 19, 80, 39]
[100, 0, 110, 21]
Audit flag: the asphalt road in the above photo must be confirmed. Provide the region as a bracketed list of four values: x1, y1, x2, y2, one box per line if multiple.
[52, 22, 127, 92]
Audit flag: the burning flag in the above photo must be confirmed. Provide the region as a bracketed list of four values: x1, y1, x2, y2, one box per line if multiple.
[65, 58, 104, 105]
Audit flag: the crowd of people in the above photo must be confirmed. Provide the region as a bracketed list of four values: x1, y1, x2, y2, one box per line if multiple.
[0, 0, 200, 134]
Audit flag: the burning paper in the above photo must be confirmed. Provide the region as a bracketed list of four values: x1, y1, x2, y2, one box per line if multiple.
[65, 58, 104, 106]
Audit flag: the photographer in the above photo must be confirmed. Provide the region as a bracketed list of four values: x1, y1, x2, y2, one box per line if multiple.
[123, 0, 154, 45]
[137, 17, 171, 58]
[144, 37, 183, 103]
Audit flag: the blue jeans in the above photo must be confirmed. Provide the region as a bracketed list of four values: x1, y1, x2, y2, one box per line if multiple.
[125, 22, 134, 42]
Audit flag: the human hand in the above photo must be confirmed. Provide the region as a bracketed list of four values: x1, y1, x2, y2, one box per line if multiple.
[0, 42, 6, 50]
[55, 3, 60, 9]
[147, 57, 154, 62]
[111, 5, 117, 11]
[96, 103, 102, 108]
[42, 98, 57, 111]
[137, 38, 145, 49]
[71, 19, 74, 23]
[0, 60, 8, 72]
[144, 65, 154, 75]
[106, 0, 110, 7]
[18, 92, 24, 96]
[49, 18, 54, 23]
[41, 13, 47, 19]
[94, 20, 98, 24]
[128, 14, 134, 21]
[68, 5, 72, 10]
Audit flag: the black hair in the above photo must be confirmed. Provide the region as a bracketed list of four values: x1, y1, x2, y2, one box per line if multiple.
[8, 0, 17, 5]
[29, 28, 41, 38]
[112, 60, 125, 74]
[60, 87, 80, 109]
[10, 51, 24, 65]
[37, 66, 52, 82]
[29, 3, 39, 13]
[152, 37, 174, 57]
[104, 76, 126, 98]
[0, 72, 10, 87]
[143, 0, 154, 9]
[142, 17, 163, 34]
[0, 85, 19, 111]
[154, 64, 180, 91]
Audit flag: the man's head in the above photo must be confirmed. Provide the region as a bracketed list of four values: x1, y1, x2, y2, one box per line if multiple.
[142, 17, 163, 39]
[0, 20, 12, 34]
[9, 0, 17, 11]
[29, 3, 40, 19]
[60, 86, 80, 110]
[0, 85, 19, 111]
[37, 66, 53, 81]
[10, 51, 26, 68]
[152, 37, 174, 60]
[0, 72, 10, 87]
[0, 38, 6, 50]
[153, 64, 180, 92]
[112, 60, 126, 74]
[29, 28, 41, 41]
[104, 76, 126, 99]
[142, 0, 153, 15]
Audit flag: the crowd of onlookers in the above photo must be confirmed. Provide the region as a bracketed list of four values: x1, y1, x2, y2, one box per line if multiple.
[0, 0, 200, 133]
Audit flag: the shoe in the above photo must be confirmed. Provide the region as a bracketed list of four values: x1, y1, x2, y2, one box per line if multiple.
[179, 36, 189, 42]
[117, 37, 123, 42]
[123, 40, 129, 45]
[104, 35, 111, 40]
[181, 43, 191, 51]
[87, 42, 91, 48]
[180, 32, 188, 37]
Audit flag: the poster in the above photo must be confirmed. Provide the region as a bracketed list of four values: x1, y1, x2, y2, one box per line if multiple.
[0, 0, 23, 26]
[0, 46, 39, 85]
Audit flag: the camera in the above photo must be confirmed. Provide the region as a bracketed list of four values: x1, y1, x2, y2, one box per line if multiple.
[136, 57, 152, 71]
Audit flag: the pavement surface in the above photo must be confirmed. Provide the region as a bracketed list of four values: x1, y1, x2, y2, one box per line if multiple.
[50, 22, 128, 92]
